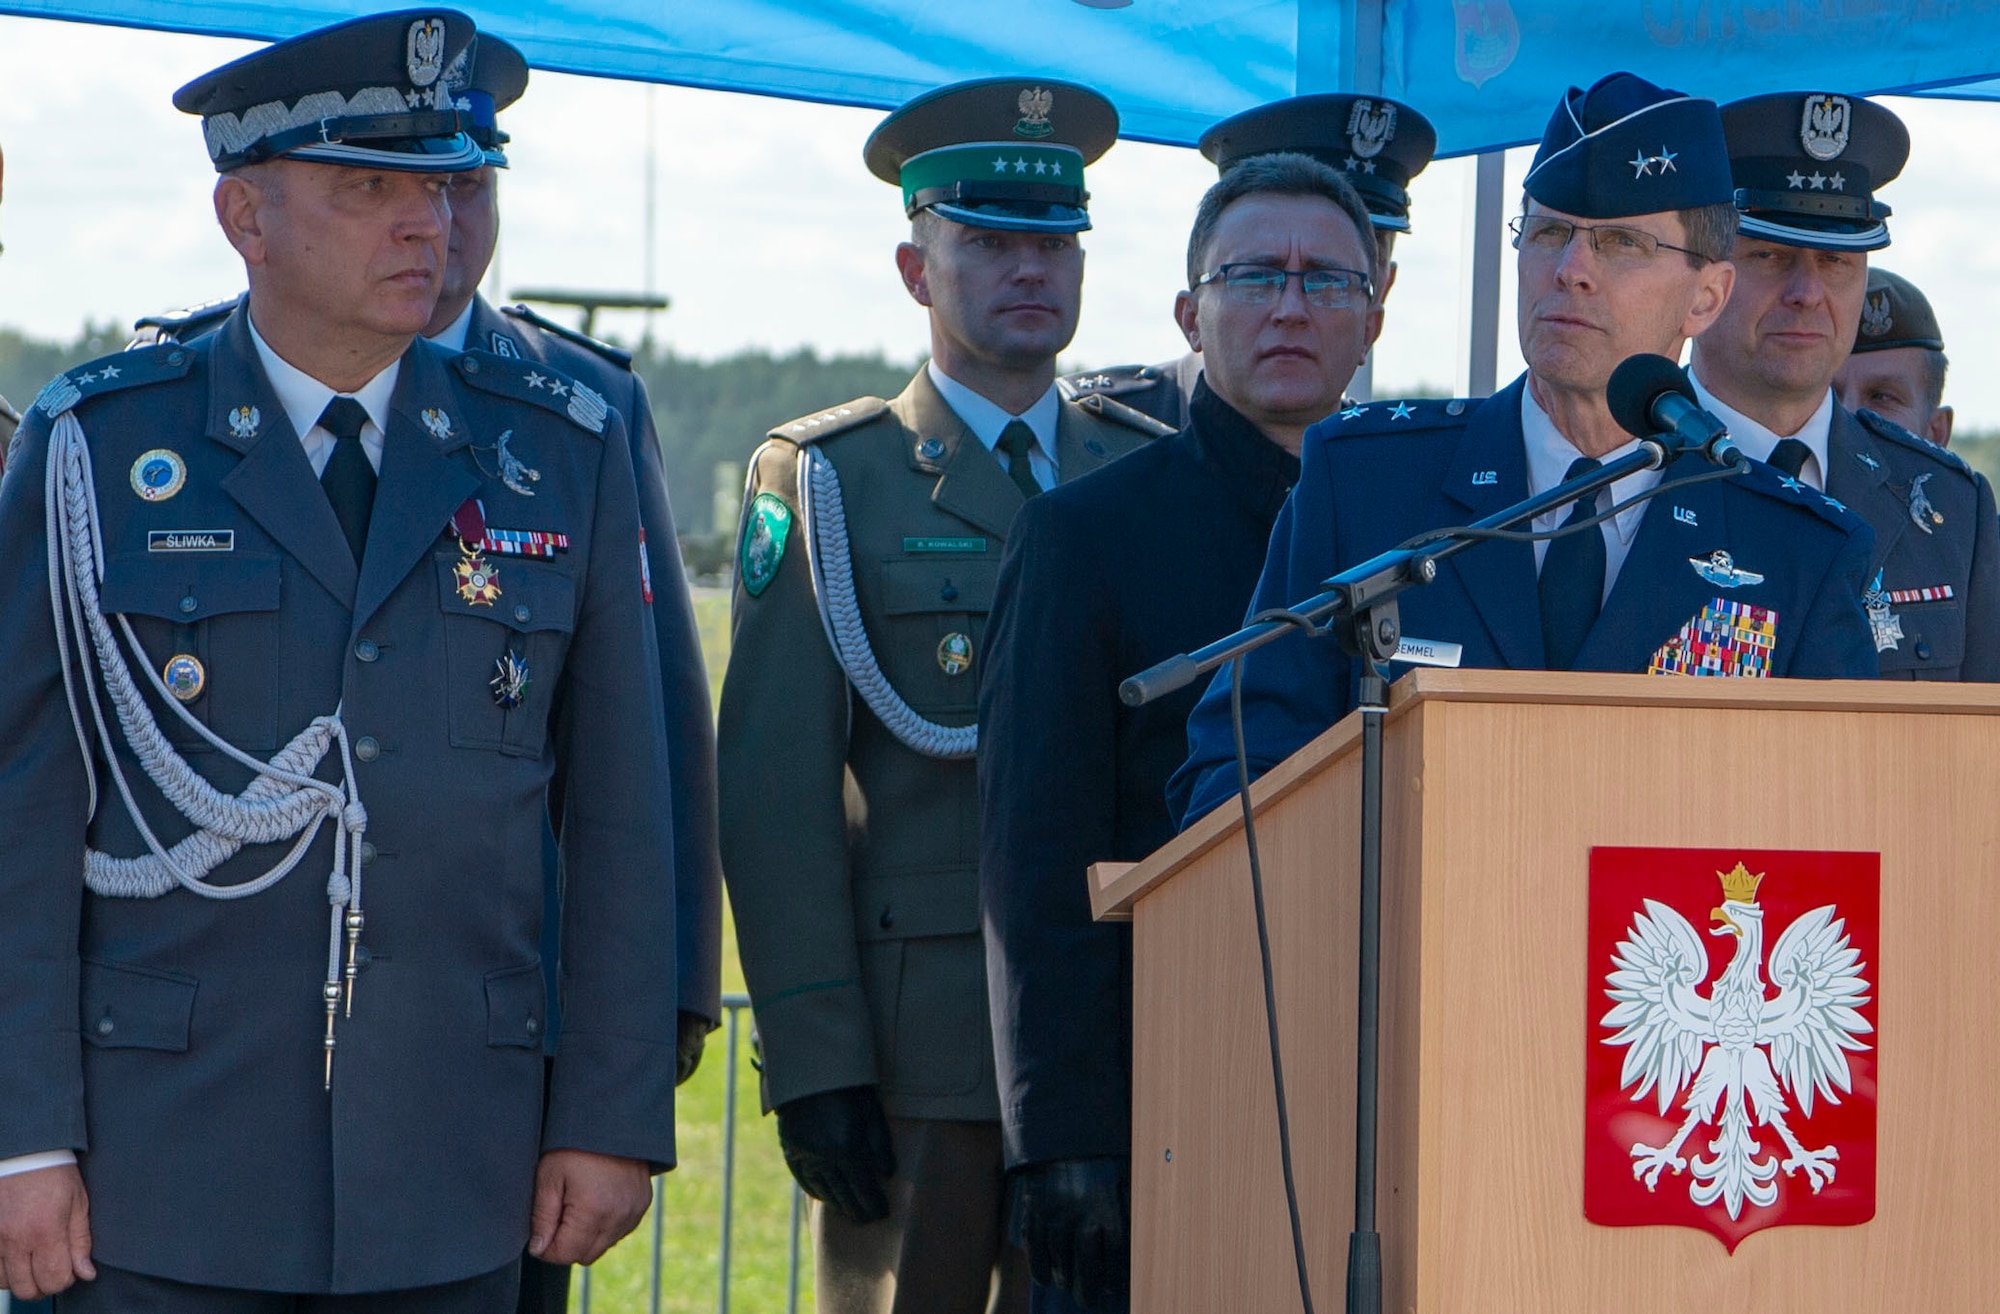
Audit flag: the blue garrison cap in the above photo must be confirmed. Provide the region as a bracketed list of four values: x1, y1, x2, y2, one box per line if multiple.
[462, 34, 529, 167]
[1721, 92, 1906, 251]
[173, 9, 486, 174]
[1523, 73, 1732, 219]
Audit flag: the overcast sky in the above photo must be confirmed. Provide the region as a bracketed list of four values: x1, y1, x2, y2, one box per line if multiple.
[1, 14, 1995, 424]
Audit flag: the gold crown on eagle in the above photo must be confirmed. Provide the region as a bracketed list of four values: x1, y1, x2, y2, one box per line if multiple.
[1717, 862, 1765, 905]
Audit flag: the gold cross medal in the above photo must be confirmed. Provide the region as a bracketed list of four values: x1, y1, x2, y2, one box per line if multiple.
[449, 498, 502, 606]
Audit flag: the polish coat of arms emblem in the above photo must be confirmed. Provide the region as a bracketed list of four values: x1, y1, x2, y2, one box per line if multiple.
[1800, 94, 1852, 162]
[1860, 290, 1894, 339]
[1346, 100, 1397, 159]
[1584, 847, 1879, 1252]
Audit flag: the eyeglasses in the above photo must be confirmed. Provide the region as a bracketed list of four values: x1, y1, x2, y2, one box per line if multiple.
[1193, 263, 1373, 310]
[1508, 215, 1713, 267]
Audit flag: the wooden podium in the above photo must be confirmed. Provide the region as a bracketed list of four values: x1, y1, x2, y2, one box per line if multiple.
[1091, 671, 2000, 1313]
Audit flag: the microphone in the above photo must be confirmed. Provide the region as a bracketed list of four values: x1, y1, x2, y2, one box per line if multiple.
[1606, 354, 1745, 468]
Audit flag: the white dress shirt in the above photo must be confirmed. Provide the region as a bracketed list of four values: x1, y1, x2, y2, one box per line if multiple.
[248, 317, 397, 475]
[427, 299, 477, 354]
[1521, 383, 1663, 602]
[1690, 372, 1835, 491]
[926, 360, 1061, 492]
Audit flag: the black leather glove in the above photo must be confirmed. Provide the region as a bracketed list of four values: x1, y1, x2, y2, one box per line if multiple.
[675, 1010, 711, 1087]
[1014, 1156, 1131, 1308]
[773, 1085, 897, 1224]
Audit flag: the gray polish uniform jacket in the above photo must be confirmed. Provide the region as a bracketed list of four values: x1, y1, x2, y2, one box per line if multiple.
[0, 310, 678, 1293]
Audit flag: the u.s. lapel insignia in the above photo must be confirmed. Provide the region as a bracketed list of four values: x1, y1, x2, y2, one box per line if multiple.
[228, 405, 260, 440]
[937, 632, 974, 677]
[1471, 470, 1498, 486]
[1862, 570, 1903, 652]
[1673, 506, 1698, 526]
[490, 650, 530, 709]
[421, 408, 454, 442]
[494, 429, 540, 496]
[131, 449, 187, 502]
[1689, 550, 1763, 589]
[1649, 598, 1778, 677]
[1906, 473, 1943, 534]
[454, 546, 502, 606]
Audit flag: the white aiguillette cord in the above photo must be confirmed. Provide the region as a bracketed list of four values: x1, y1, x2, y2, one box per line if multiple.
[798, 447, 977, 760]
[44, 403, 368, 1089]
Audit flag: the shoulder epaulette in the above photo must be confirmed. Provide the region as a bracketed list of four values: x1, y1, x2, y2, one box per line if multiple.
[769, 397, 890, 445]
[129, 295, 240, 347]
[1319, 396, 1472, 439]
[1072, 391, 1177, 439]
[1060, 364, 1171, 402]
[501, 304, 634, 370]
[452, 350, 609, 437]
[1855, 408, 1974, 478]
[33, 342, 197, 419]
[1734, 455, 1867, 531]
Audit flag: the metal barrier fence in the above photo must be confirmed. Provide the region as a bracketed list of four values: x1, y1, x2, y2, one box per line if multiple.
[0, 994, 802, 1314]
[576, 991, 806, 1314]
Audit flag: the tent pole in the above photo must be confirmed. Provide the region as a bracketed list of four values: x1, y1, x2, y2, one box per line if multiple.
[1460, 150, 1505, 398]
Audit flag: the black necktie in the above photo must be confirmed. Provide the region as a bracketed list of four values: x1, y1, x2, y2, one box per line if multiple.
[1768, 438, 1812, 480]
[1539, 456, 1606, 671]
[318, 397, 376, 562]
[999, 420, 1043, 500]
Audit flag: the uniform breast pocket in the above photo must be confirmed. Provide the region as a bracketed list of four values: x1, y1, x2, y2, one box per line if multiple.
[877, 557, 1000, 714]
[97, 553, 282, 753]
[1878, 597, 1964, 677]
[437, 554, 577, 757]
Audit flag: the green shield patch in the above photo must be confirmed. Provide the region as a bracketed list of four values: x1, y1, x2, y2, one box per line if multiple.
[740, 492, 794, 598]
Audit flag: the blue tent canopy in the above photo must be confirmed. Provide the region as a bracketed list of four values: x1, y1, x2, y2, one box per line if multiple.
[3, 0, 1996, 155]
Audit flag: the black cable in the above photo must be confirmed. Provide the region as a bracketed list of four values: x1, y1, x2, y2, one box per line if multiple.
[1230, 652, 1315, 1314]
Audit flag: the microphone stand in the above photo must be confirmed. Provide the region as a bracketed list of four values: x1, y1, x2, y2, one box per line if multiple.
[1120, 434, 1694, 1314]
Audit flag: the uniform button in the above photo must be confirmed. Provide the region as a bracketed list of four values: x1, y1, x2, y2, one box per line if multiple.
[359, 841, 377, 866]
[166, 350, 187, 367]
[879, 907, 895, 930]
[525, 1017, 542, 1037]
[179, 595, 198, 614]
[1085, 438, 1108, 458]
[941, 583, 959, 603]
[513, 604, 532, 624]
[96, 1016, 114, 1036]
[463, 356, 481, 374]
[355, 639, 380, 663]
[352, 945, 373, 972]
[1916, 640, 1932, 660]
[1445, 400, 1466, 417]
[354, 736, 380, 762]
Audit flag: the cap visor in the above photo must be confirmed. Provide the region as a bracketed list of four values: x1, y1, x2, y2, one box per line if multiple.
[928, 200, 1091, 233]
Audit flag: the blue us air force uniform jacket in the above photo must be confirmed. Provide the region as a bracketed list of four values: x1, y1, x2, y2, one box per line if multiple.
[1827, 404, 2000, 681]
[472, 297, 725, 1038]
[0, 310, 678, 1293]
[979, 380, 1296, 1170]
[1169, 376, 1881, 826]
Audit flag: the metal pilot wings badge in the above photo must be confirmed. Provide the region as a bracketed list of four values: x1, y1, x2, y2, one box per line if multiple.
[1584, 847, 1879, 1252]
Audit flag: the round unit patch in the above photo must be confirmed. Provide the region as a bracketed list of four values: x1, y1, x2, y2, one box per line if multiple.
[740, 492, 794, 598]
[131, 449, 187, 502]
[162, 653, 206, 702]
[937, 631, 974, 677]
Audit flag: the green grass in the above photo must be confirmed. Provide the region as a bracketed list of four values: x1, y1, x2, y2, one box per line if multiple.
[576, 585, 817, 1312]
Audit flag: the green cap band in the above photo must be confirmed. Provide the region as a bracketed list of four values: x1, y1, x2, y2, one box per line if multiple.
[899, 142, 1087, 214]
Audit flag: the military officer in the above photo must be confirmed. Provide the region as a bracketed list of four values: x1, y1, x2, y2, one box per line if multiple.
[1172, 72, 1881, 826]
[0, 12, 677, 1307]
[1689, 93, 1997, 681]
[1061, 93, 1434, 429]
[982, 154, 1383, 1312]
[1834, 267, 1954, 447]
[717, 78, 1159, 1314]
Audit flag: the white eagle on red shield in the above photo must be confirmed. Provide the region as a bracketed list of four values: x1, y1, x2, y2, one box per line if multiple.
[1602, 862, 1872, 1221]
